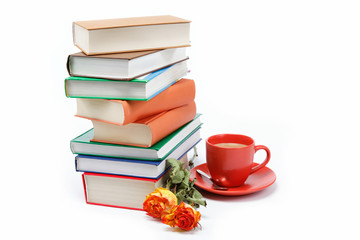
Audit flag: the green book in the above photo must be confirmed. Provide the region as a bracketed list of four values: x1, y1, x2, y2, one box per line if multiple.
[70, 114, 202, 160]
[65, 61, 188, 100]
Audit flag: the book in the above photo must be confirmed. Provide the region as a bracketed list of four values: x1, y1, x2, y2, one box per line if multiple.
[75, 78, 195, 125]
[70, 114, 202, 160]
[73, 15, 191, 55]
[65, 61, 187, 100]
[91, 102, 196, 147]
[82, 170, 169, 210]
[67, 47, 188, 80]
[75, 135, 200, 179]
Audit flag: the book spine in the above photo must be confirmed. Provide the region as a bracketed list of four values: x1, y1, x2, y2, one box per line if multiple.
[66, 55, 72, 76]
[82, 173, 88, 203]
[64, 80, 69, 97]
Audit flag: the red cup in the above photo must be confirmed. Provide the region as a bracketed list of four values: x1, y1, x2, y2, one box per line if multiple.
[206, 134, 271, 187]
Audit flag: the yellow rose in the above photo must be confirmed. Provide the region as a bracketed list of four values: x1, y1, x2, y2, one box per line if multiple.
[143, 188, 178, 218]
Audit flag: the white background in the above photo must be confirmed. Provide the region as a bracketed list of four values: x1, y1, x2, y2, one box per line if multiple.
[1, 0, 360, 239]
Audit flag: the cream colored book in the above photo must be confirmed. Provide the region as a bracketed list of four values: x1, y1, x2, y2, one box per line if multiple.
[73, 15, 191, 55]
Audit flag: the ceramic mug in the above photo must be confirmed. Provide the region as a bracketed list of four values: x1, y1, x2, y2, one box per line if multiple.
[206, 134, 271, 187]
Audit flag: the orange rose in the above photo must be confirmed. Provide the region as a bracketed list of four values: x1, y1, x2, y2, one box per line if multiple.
[160, 205, 177, 227]
[161, 202, 201, 231]
[143, 188, 178, 218]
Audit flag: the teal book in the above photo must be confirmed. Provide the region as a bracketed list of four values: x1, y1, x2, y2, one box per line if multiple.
[70, 114, 202, 160]
[65, 60, 188, 100]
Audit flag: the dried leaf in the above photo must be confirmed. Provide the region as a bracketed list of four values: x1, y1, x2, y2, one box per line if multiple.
[166, 158, 207, 208]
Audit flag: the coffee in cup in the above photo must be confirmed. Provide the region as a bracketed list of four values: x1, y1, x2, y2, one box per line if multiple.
[214, 143, 247, 148]
[206, 134, 271, 187]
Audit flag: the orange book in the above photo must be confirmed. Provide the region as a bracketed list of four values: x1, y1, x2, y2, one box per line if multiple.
[91, 102, 196, 147]
[75, 78, 195, 125]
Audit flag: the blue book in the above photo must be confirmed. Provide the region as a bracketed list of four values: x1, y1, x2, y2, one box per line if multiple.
[65, 60, 188, 100]
[75, 129, 201, 179]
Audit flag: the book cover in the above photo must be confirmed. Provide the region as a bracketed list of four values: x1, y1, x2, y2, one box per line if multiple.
[74, 15, 191, 30]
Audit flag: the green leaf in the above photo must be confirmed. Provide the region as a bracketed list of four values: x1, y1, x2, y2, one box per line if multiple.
[171, 171, 185, 184]
[176, 188, 186, 203]
[186, 195, 207, 208]
[165, 158, 207, 208]
[167, 158, 184, 171]
[182, 169, 190, 185]
[167, 158, 185, 184]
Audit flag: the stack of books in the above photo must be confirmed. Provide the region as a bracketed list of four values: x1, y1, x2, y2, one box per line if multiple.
[65, 15, 202, 210]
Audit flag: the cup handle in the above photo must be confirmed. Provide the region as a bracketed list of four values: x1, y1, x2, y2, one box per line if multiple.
[250, 145, 271, 174]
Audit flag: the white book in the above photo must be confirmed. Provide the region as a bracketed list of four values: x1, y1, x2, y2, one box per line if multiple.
[67, 47, 188, 80]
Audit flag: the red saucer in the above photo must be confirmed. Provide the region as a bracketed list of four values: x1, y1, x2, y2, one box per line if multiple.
[190, 163, 276, 196]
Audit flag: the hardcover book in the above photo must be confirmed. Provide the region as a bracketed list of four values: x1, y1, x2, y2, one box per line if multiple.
[91, 102, 196, 147]
[75, 137, 200, 179]
[65, 61, 188, 100]
[75, 78, 195, 125]
[73, 15, 191, 55]
[82, 170, 169, 210]
[67, 47, 188, 80]
[70, 114, 202, 160]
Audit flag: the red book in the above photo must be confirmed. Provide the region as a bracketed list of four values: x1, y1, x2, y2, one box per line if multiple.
[82, 171, 169, 211]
